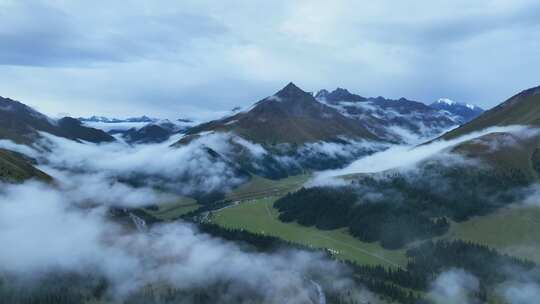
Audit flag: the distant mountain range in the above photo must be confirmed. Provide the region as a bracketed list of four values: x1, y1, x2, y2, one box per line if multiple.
[316, 88, 483, 142]
[78, 85, 484, 146]
[111, 119, 195, 144]
[184, 83, 378, 144]
[173, 83, 485, 178]
[79, 116, 195, 144]
[430, 98, 484, 124]
[0, 83, 490, 182]
[79, 115, 158, 123]
[181, 83, 484, 146]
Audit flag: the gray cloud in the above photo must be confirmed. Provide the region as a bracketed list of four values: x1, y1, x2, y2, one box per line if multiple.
[0, 0, 539, 118]
[0, 180, 376, 302]
[0, 0, 226, 67]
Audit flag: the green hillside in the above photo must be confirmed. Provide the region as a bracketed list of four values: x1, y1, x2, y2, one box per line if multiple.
[0, 149, 51, 183]
[442, 85, 540, 140]
[446, 206, 540, 263]
[424, 85, 540, 181]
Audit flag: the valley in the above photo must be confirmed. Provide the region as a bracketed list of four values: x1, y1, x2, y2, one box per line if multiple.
[1, 81, 539, 304]
[5, 2, 540, 303]
[209, 196, 407, 268]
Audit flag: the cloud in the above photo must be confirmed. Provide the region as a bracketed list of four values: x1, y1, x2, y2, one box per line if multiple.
[427, 269, 480, 304]
[315, 125, 535, 180]
[45, 168, 174, 208]
[0, 0, 227, 67]
[36, 132, 247, 196]
[0, 180, 373, 302]
[0, 139, 39, 158]
[501, 281, 540, 304]
[521, 185, 540, 207]
[0, 1, 539, 117]
[231, 136, 267, 157]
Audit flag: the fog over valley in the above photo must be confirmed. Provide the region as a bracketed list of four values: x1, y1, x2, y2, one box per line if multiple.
[1, 1, 540, 303]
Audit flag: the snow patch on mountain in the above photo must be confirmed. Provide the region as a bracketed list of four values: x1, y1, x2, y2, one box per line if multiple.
[437, 98, 456, 106]
[435, 98, 479, 110]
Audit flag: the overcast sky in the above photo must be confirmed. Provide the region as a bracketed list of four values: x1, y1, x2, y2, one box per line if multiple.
[0, 0, 539, 119]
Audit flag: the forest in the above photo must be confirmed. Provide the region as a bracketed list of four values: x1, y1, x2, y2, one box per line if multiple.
[274, 164, 531, 249]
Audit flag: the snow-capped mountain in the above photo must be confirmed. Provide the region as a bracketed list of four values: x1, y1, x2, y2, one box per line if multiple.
[175, 83, 387, 178]
[79, 115, 157, 123]
[184, 83, 379, 144]
[316, 88, 460, 143]
[430, 98, 484, 124]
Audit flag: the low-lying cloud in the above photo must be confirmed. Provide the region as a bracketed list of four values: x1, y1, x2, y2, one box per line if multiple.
[427, 269, 480, 304]
[313, 125, 538, 181]
[35, 132, 248, 197]
[0, 180, 374, 303]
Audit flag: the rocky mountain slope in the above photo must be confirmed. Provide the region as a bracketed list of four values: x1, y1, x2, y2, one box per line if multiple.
[430, 98, 484, 124]
[0, 96, 114, 144]
[184, 83, 379, 145]
[316, 88, 483, 143]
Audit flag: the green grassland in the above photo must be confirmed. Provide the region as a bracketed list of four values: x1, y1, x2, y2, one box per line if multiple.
[0, 149, 51, 183]
[446, 205, 540, 263]
[144, 172, 540, 272]
[142, 197, 199, 221]
[210, 196, 407, 268]
[226, 174, 310, 201]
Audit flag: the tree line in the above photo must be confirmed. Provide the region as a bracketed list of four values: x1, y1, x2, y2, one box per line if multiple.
[274, 164, 531, 249]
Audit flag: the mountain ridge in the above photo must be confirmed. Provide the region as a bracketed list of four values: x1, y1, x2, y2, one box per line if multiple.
[0, 96, 114, 144]
[183, 82, 380, 145]
[440, 84, 540, 140]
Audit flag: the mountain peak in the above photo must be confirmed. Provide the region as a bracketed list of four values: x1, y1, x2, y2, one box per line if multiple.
[333, 87, 351, 94]
[315, 89, 329, 99]
[315, 87, 366, 103]
[432, 98, 482, 111]
[436, 98, 458, 106]
[274, 82, 308, 99]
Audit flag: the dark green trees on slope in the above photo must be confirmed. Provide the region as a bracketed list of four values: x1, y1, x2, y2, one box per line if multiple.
[274, 161, 530, 249]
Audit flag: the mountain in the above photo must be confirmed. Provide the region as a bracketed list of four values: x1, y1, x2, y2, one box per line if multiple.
[171, 83, 389, 180]
[102, 119, 194, 144]
[433, 85, 540, 179]
[56, 117, 116, 143]
[80, 116, 195, 144]
[315, 88, 462, 142]
[441, 85, 540, 140]
[117, 119, 192, 144]
[184, 83, 379, 145]
[0, 96, 114, 144]
[430, 98, 484, 124]
[315, 87, 367, 103]
[79, 115, 158, 123]
[0, 149, 51, 182]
